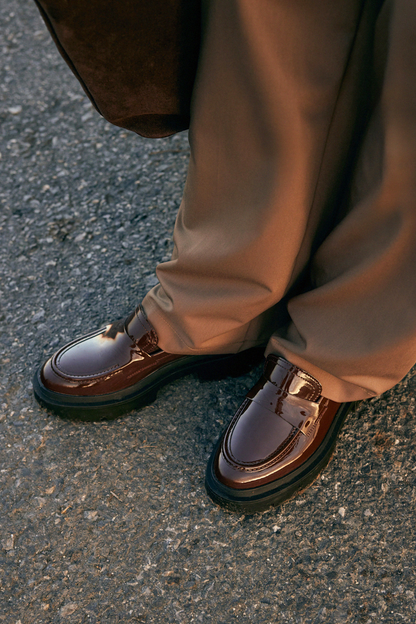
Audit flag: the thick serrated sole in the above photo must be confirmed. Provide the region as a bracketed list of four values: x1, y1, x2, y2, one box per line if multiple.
[33, 347, 264, 422]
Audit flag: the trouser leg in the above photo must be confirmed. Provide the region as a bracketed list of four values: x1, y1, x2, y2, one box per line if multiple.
[268, 0, 416, 401]
[143, 0, 367, 351]
[143, 0, 416, 402]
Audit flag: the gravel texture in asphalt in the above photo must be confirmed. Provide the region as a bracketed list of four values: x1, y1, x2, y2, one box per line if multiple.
[1, 2, 415, 623]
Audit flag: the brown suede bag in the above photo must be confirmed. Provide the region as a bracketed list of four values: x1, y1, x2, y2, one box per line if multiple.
[34, 0, 201, 138]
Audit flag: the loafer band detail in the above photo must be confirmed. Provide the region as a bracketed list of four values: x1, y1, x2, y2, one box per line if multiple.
[247, 383, 321, 434]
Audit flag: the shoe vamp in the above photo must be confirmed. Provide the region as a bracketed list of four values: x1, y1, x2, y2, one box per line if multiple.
[225, 398, 303, 466]
[219, 398, 322, 488]
[55, 329, 137, 378]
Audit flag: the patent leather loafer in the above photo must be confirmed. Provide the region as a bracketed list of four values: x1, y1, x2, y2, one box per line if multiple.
[34, 305, 262, 421]
[205, 355, 355, 512]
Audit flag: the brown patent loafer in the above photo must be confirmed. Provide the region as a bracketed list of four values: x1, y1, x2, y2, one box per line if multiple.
[205, 355, 355, 512]
[33, 305, 263, 421]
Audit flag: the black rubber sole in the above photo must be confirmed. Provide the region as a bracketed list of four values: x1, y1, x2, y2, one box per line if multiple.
[33, 348, 264, 422]
[205, 401, 357, 513]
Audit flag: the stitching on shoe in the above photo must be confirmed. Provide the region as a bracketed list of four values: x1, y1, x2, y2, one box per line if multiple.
[223, 427, 301, 473]
[224, 397, 301, 469]
[54, 328, 125, 378]
[54, 351, 125, 379]
[223, 399, 328, 473]
[224, 397, 328, 472]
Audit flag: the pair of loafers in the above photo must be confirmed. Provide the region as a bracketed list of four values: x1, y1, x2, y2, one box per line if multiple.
[33, 306, 353, 512]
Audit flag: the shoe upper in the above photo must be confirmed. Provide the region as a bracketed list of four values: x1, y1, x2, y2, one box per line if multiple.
[215, 355, 342, 489]
[40, 306, 184, 396]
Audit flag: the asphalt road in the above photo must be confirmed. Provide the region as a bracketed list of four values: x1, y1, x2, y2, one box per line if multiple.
[1, 1, 415, 623]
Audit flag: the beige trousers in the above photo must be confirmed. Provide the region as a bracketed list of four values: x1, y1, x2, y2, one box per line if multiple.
[143, 0, 416, 402]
